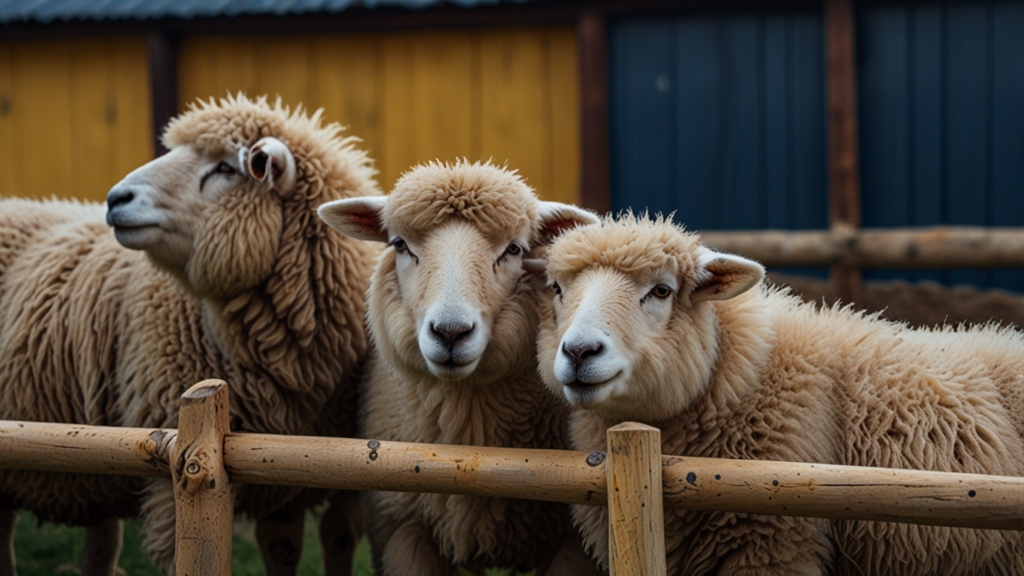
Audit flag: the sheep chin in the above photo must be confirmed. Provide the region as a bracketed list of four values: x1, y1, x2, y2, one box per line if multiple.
[424, 357, 483, 381]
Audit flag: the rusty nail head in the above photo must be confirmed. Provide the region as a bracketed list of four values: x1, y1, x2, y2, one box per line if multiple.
[369, 452, 378, 461]
[368, 439, 380, 450]
[586, 452, 606, 466]
[186, 462, 200, 475]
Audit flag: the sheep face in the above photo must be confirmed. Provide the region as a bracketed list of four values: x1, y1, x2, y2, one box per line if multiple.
[320, 160, 597, 384]
[105, 137, 296, 297]
[537, 216, 764, 422]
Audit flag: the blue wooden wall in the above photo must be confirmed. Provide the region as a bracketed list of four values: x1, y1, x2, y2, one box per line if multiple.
[609, 12, 827, 231]
[610, 3, 1024, 293]
[858, 2, 1024, 290]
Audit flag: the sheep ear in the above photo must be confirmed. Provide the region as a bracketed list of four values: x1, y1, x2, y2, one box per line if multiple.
[691, 249, 765, 304]
[245, 137, 297, 193]
[318, 197, 389, 243]
[535, 201, 599, 245]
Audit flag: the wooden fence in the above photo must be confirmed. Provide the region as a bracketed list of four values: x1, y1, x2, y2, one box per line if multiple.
[4, 379, 1024, 575]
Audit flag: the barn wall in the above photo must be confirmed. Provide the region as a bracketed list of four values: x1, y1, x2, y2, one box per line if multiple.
[0, 37, 153, 203]
[178, 27, 580, 204]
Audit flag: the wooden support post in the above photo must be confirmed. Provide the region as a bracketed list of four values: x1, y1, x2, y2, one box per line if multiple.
[826, 0, 862, 304]
[146, 31, 178, 157]
[173, 380, 232, 576]
[606, 423, 666, 576]
[578, 9, 611, 215]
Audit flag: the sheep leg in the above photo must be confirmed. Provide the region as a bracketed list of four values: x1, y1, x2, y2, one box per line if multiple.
[0, 510, 16, 576]
[380, 521, 455, 576]
[320, 491, 363, 576]
[139, 477, 178, 575]
[82, 518, 123, 576]
[256, 513, 305, 576]
[537, 530, 603, 576]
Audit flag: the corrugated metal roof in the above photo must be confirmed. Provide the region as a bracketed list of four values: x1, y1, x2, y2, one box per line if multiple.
[0, 0, 517, 24]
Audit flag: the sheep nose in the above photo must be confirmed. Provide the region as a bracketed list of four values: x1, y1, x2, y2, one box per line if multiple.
[562, 341, 604, 369]
[106, 186, 136, 212]
[431, 321, 475, 347]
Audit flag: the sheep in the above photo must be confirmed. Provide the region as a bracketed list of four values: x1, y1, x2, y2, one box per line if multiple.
[317, 160, 602, 576]
[536, 213, 1024, 576]
[0, 94, 379, 576]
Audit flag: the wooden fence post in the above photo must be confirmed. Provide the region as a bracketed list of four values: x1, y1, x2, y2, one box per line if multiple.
[606, 422, 666, 576]
[173, 380, 232, 576]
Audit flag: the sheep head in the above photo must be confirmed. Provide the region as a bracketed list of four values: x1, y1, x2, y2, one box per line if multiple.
[537, 214, 764, 422]
[319, 160, 597, 384]
[104, 94, 378, 301]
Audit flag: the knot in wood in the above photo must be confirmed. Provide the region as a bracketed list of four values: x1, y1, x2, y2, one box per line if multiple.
[187, 461, 201, 475]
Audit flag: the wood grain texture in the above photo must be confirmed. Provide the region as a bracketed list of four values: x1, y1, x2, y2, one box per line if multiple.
[701, 226, 1024, 269]
[0, 37, 151, 201]
[173, 380, 232, 576]
[606, 422, 666, 576]
[7, 417, 1024, 531]
[178, 28, 580, 200]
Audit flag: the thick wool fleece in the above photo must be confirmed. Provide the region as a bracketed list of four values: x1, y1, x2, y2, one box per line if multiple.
[0, 96, 378, 556]
[541, 215, 1024, 576]
[360, 161, 572, 572]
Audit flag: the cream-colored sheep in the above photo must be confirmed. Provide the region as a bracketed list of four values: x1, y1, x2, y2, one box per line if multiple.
[0, 95, 378, 576]
[318, 160, 601, 576]
[537, 213, 1024, 576]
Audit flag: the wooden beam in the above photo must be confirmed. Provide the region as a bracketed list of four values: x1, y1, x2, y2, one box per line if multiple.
[700, 226, 1024, 269]
[826, 0, 862, 304]
[8, 418, 1024, 531]
[606, 423, 666, 576]
[146, 31, 178, 157]
[577, 9, 611, 215]
[173, 380, 232, 576]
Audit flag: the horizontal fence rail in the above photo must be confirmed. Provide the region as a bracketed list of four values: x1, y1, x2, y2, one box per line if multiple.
[4, 416, 1024, 530]
[700, 226, 1024, 269]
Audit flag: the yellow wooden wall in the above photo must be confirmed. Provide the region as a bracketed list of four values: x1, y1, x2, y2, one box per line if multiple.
[0, 38, 153, 203]
[178, 28, 580, 204]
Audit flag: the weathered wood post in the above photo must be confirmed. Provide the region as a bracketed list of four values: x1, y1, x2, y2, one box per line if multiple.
[173, 380, 232, 576]
[606, 422, 666, 576]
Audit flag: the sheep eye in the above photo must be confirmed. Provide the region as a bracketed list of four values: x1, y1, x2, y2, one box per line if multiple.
[644, 284, 673, 302]
[216, 162, 236, 175]
[391, 238, 408, 253]
[551, 282, 562, 295]
[504, 243, 522, 257]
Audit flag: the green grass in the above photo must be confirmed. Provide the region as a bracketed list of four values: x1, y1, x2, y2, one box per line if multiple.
[12, 509, 373, 576]
[13, 510, 531, 575]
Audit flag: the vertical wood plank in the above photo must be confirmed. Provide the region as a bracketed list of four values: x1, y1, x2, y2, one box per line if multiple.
[410, 31, 478, 165]
[0, 43, 14, 197]
[719, 17, 762, 229]
[674, 20, 719, 230]
[381, 33, 414, 191]
[173, 380, 232, 576]
[991, 3, 1024, 291]
[480, 30, 550, 198]
[607, 422, 665, 576]
[69, 38, 114, 201]
[113, 37, 154, 179]
[548, 28, 581, 205]
[764, 16, 791, 230]
[178, 37, 258, 109]
[609, 20, 675, 219]
[147, 32, 177, 157]
[316, 35, 383, 169]
[826, 0, 863, 304]
[257, 38, 313, 110]
[13, 40, 74, 199]
[578, 10, 611, 214]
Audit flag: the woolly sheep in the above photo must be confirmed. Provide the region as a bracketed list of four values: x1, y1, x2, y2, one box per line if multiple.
[537, 214, 1024, 575]
[318, 160, 601, 576]
[0, 95, 378, 576]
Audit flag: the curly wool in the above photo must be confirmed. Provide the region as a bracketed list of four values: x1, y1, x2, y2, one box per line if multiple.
[542, 218, 1024, 575]
[359, 162, 573, 572]
[0, 95, 378, 558]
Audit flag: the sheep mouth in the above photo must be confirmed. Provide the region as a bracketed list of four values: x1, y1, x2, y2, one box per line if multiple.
[112, 224, 162, 249]
[565, 370, 622, 390]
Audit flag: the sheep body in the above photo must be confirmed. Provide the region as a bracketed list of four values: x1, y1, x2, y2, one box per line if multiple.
[0, 95, 379, 572]
[538, 215, 1024, 575]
